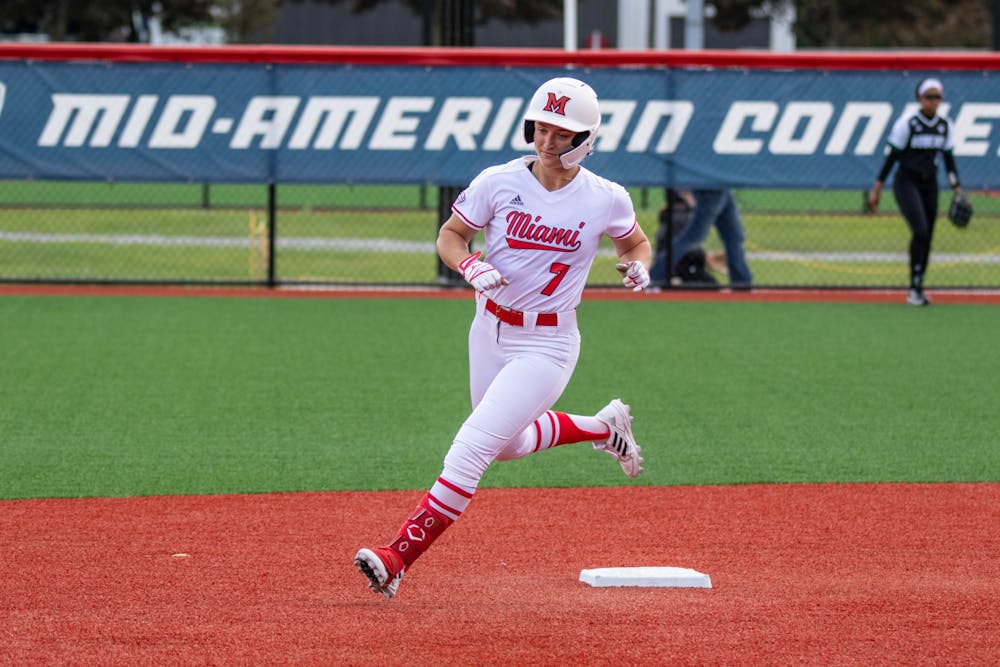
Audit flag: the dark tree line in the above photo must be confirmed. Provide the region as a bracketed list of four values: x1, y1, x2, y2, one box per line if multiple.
[0, 0, 272, 43]
[781, 0, 993, 48]
[1, 0, 994, 48]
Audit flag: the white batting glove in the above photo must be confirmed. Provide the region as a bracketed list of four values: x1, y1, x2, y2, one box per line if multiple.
[458, 251, 506, 292]
[616, 260, 650, 292]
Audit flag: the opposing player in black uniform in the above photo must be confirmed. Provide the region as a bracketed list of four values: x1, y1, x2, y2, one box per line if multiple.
[867, 78, 963, 306]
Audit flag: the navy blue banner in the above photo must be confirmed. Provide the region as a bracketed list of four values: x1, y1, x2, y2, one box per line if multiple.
[0, 62, 997, 187]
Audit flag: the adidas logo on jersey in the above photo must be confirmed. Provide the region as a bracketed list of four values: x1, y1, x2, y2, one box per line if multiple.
[509, 195, 524, 206]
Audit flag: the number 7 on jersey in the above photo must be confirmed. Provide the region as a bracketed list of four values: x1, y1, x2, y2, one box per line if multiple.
[542, 262, 570, 296]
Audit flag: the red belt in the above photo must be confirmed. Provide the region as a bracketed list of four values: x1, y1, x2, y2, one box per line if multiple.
[485, 298, 558, 327]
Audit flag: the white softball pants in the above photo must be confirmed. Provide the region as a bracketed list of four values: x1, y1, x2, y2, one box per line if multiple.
[441, 297, 581, 490]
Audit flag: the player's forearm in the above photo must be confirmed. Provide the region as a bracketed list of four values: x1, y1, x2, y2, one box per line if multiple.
[616, 237, 652, 268]
[943, 150, 960, 188]
[436, 225, 476, 271]
[876, 148, 900, 183]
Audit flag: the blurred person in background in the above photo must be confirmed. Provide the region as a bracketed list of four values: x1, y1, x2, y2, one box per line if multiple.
[649, 188, 721, 287]
[651, 188, 752, 289]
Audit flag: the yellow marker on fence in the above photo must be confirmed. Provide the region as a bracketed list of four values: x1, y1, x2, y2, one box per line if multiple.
[248, 209, 269, 280]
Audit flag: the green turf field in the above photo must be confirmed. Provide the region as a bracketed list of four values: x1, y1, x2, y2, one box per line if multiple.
[2, 182, 998, 286]
[2, 295, 997, 501]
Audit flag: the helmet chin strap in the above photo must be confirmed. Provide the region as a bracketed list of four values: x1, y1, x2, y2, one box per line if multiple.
[558, 140, 592, 169]
[526, 122, 595, 169]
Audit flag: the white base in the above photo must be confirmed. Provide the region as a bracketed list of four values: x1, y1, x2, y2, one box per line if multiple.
[579, 566, 712, 588]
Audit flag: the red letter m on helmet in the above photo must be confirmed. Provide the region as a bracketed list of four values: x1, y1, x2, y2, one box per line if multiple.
[544, 93, 570, 116]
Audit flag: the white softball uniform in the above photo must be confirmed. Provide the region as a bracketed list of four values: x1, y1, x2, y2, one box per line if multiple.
[452, 157, 637, 312]
[441, 156, 638, 490]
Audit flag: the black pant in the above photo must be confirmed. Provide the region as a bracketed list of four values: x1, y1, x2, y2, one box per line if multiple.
[893, 169, 938, 290]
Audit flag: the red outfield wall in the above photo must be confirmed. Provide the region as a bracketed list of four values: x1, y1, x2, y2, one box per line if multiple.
[3, 42, 1000, 70]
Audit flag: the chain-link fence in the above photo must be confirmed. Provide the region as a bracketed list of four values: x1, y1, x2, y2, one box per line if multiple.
[2, 180, 997, 288]
[2, 45, 998, 289]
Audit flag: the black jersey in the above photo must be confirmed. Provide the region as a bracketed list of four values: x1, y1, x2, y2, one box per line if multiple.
[878, 110, 959, 184]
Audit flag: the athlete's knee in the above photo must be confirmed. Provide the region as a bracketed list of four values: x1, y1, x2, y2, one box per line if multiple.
[442, 418, 517, 487]
[911, 226, 931, 246]
[493, 429, 533, 462]
[442, 440, 491, 489]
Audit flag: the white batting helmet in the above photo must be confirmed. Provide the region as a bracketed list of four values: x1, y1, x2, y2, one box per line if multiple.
[522, 77, 601, 168]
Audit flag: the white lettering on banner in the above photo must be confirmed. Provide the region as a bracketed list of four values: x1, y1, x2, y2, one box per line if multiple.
[32, 93, 997, 159]
[118, 95, 159, 148]
[714, 101, 779, 154]
[287, 97, 379, 150]
[40, 94, 131, 147]
[769, 102, 833, 154]
[597, 100, 637, 152]
[231, 96, 300, 149]
[626, 101, 693, 153]
[952, 104, 1000, 157]
[716, 101, 946, 156]
[824, 103, 892, 155]
[150, 96, 216, 149]
[482, 97, 522, 151]
[0, 82, 6, 121]
[369, 97, 434, 150]
[425, 97, 493, 150]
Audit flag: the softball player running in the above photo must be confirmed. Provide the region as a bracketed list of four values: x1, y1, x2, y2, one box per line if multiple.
[867, 77, 963, 306]
[355, 77, 652, 601]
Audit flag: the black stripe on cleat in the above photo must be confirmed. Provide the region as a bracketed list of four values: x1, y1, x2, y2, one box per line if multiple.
[356, 560, 382, 592]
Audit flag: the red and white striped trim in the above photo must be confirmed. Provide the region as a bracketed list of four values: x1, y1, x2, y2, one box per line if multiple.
[609, 219, 638, 240]
[451, 205, 485, 230]
[532, 411, 560, 452]
[427, 476, 475, 520]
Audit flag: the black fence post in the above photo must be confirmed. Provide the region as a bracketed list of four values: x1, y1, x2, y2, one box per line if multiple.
[665, 200, 674, 288]
[437, 185, 465, 286]
[267, 183, 277, 287]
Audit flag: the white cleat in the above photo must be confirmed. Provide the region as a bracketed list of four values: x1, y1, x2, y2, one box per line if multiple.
[354, 547, 405, 601]
[907, 289, 931, 306]
[594, 399, 644, 478]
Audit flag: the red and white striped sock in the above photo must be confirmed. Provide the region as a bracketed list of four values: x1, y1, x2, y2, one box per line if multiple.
[530, 410, 610, 452]
[426, 476, 474, 520]
[381, 477, 473, 573]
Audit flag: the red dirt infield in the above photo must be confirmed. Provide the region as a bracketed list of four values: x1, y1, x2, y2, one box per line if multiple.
[3, 483, 998, 665]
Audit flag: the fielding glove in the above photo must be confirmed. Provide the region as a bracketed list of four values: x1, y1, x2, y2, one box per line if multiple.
[616, 260, 650, 292]
[948, 192, 973, 228]
[458, 251, 506, 292]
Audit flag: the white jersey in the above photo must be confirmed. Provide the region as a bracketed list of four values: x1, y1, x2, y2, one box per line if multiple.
[452, 156, 637, 313]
